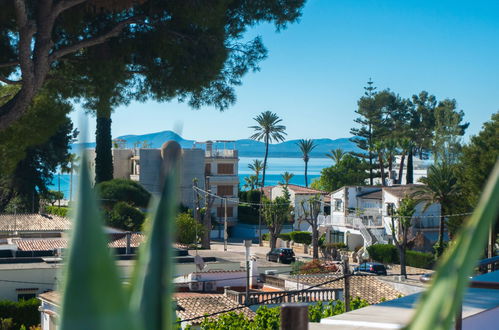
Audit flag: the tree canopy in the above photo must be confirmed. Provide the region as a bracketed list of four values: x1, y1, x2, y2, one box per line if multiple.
[0, 0, 305, 132]
[311, 154, 369, 192]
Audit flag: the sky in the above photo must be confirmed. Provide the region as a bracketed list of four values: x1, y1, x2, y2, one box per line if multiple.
[72, 0, 499, 143]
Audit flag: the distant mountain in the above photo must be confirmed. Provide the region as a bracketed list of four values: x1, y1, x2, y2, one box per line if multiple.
[74, 130, 361, 158]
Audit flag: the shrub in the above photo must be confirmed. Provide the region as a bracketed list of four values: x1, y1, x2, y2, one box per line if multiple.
[96, 179, 151, 208]
[176, 212, 204, 245]
[278, 233, 291, 241]
[406, 250, 434, 269]
[44, 205, 69, 217]
[237, 205, 259, 224]
[261, 233, 270, 241]
[367, 244, 399, 264]
[0, 299, 39, 329]
[107, 201, 145, 231]
[299, 259, 339, 274]
[290, 231, 312, 245]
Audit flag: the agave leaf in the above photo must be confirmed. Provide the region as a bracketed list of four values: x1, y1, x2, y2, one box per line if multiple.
[407, 161, 499, 330]
[129, 155, 179, 330]
[59, 154, 138, 330]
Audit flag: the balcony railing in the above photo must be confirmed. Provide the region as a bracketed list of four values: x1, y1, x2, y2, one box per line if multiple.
[225, 287, 341, 305]
[318, 215, 384, 228]
[205, 149, 238, 158]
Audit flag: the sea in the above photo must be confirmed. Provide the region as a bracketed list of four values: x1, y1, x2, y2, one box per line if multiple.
[48, 157, 333, 198]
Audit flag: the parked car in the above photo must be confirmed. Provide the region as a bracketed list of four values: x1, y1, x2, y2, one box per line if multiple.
[266, 248, 296, 264]
[354, 262, 387, 275]
[419, 272, 433, 283]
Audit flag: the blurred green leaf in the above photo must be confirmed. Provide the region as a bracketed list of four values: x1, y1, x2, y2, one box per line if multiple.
[407, 161, 499, 330]
[129, 157, 179, 330]
[59, 154, 138, 330]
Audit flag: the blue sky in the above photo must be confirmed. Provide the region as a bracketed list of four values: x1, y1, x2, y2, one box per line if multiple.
[72, 0, 499, 143]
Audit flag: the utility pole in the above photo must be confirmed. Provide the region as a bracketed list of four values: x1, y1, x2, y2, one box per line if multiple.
[224, 197, 228, 252]
[244, 240, 252, 305]
[343, 253, 350, 312]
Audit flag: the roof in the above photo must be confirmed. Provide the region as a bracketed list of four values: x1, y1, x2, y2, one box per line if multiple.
[261, 186, 274, 199]
[38, 291, 60, 306]
[14, 233, 144, 251]
[0, 213, 71, 232]
[356, 189, 382, 200]
[383, 184, 428, 199]
[283, 184, 327, 195]
[175, 294, 256, 325]
[291, 275, 402, 304]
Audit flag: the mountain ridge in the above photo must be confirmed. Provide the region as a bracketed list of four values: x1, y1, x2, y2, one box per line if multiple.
[74, 130, 361, 158]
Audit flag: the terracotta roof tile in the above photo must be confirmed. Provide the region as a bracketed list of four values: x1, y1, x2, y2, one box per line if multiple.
[0, 214, 71, 232]
[176, 294, 255, 325]
[284, 184, 327, 195]
[291, 275, 402, 304]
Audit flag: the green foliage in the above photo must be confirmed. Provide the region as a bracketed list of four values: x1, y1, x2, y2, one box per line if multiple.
[312, 154, 369, 192]
[97, 179, 151, 208]
[44, 205, 69, 217]
[107, 201, 145, 232]
[405, 250, 434, 269]
[367, 244, 399, 264]
[175, 212, 204, 245]
[0, 299, 39, 329]
[0, 318, 13, 330]
[41, 190, 64, 206]
[200, 298, 369, 329]
[262, 189, 292, 247]
[261, 233, 270, 241]
[0, 87, 76, 212]
[278, 233, 291, 241]
[296, 139, 317, 187]
[407, 162, 499, 329]
[290, 231, 312, 245]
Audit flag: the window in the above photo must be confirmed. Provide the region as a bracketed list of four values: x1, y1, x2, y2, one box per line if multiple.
[217, 206, 233, 217]
[217, 163, 234, 174]
[217, 185, 234, 197]
[330, 231, 344, 244]
[16, 288, 38, 301]
[205, 163, 212, 176]
[334, 199, 343, 211]
[386, 203, 395, 216]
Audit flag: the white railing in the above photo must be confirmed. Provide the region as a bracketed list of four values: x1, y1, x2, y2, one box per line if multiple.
[354, 218, 372, 246]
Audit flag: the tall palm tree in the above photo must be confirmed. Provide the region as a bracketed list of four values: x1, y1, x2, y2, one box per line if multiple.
[249, 111, 287, 187]
[325, 148, 345, 164]
[416, 164, 460, 257]
[61, 153, 80, 202]
[279, 172, 294, 186]
[248, 159, 264, 188]
[396, 138, 413, 184]
[297, 139, 317, 187]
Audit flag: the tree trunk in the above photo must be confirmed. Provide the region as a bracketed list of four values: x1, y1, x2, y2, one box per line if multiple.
[406, 149, 413, 184]
[262, 135, 269, 188]
[270, 233, 277, 250]
[304, 159, 309, 187]
[378, 153, 386, 186]
[397, 153, 406, 184]
[437, 213, 445, 257]
[369, 153, 374, 185]
[399, 246, 407, 278]
[95, 111, 113, 184]
[312, 226, 319, 259]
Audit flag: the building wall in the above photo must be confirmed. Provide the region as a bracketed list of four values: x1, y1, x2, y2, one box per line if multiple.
[138, 148, 162, 194]
[112, 149, 134, 179]
[0, 266, 58, 301]
[180, 149, 206, 209]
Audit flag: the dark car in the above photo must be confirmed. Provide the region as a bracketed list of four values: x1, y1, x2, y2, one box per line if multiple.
[266, 248, 296, 264]
[354, 262, 387, 275]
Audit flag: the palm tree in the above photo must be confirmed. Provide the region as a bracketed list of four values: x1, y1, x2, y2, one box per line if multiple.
[325, 148, 345, 164]
[243, 175, 258, 191]
[249, 111, 287, 187]
[416, 164, 460, 257]
[297, 139, 317, 187]
[279, 172, 294, 186]
[397, 138, 413, 184]
[248, 159, 264, 188]
[61, 153, 80, 202]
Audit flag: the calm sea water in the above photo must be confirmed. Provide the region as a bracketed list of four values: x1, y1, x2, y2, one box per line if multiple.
[48, 157, 333, 198]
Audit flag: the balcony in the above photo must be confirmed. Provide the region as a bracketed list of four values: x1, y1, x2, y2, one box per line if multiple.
[205, 149, 238, 158]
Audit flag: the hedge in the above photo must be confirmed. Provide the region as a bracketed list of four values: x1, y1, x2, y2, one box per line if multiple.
[44, 205, 69, 217]
[290, 231, 312, 245]
[406, 250, 434, 269]
[367, 244, 399, 264]
[278, 233, 291, 241]
[0, 298, 40, 328]
[262, 233, 270, 241]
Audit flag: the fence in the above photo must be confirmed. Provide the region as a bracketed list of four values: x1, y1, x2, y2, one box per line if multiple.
[224, 288, 341, 305]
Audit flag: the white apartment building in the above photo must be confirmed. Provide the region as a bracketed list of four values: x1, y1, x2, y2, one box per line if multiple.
[321, 184, 441, 252]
